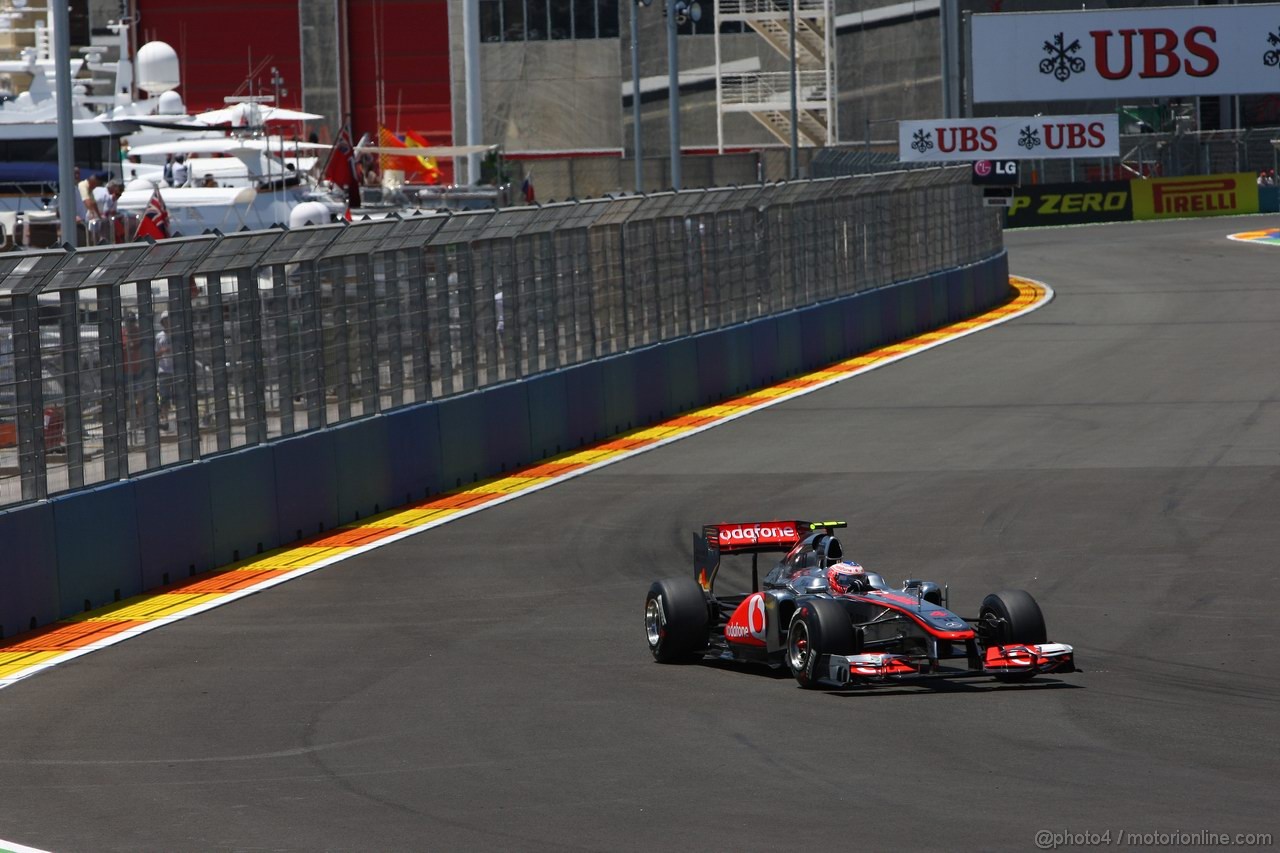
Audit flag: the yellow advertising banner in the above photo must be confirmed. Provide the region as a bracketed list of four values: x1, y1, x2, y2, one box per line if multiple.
[1131, 173, 1259, 220]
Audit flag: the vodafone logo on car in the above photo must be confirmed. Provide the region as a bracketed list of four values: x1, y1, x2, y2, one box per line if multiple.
[717, 523, 796, 544]
[725, 593, 768, 645]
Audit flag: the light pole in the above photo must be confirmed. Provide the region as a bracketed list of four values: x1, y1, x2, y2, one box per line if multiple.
[463, 0, 483, 186]
[788, 0, 798, 179]
[666, 0, 701, 191]
[53, 0, 76, 247]
[632, 0, 651, 192]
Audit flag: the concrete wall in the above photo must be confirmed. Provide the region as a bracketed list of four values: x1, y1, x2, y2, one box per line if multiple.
[299, 0, 344, 140]
[0, 251, 1009, 640]
[838, 3, 942, 144]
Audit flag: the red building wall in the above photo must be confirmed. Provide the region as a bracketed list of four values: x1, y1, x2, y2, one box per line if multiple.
[346, 0, 453, 144]
[132, 0, 454, 151]
[132, 1, 305, 113]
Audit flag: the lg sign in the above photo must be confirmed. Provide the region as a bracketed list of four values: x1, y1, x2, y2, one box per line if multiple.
[973, 5, 1280, 102]
[973, 160, 1019, 186]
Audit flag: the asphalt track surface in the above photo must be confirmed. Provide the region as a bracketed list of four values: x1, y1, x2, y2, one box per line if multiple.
[2, 216, 1279, 852]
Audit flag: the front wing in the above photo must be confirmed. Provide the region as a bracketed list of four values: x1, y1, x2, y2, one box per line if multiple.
[816, 643, 1076, 687]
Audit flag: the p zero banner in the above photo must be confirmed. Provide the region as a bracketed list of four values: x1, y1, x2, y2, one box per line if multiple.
[1130, 173, 1258, 220]
[899, 115, 1119, 163]
[972, 4, 1280, 102]
[1005, 181, 1132, 228]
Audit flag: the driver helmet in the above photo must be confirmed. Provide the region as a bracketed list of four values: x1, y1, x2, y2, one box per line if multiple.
[827, 561, 870, 596]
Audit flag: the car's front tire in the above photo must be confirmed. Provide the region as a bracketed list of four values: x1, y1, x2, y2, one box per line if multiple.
[980, 589, 1047, 646]
[786, 598, 856, 689]
[980, 589, 1048, 682]
[645, 577, 710, 663]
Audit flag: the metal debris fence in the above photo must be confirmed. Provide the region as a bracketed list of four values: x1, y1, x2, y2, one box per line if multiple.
[0, 167, 1001, 507]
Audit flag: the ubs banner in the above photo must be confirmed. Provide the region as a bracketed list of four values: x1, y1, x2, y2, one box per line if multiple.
[1005, 181, 1132, 228]
[1130, 173, 1258, 220]
[898, 115, 1119, 163]
[973, 3, 1280, 102]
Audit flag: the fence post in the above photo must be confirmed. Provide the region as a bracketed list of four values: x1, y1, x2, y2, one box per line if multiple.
[167, 273, 200, 461]
[13, 290, 45, 501]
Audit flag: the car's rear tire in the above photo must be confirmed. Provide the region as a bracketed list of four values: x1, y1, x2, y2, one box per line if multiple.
[980, 589, 1047, 682]
[645, 577, 710, 663]
[786, 598, 856, 689]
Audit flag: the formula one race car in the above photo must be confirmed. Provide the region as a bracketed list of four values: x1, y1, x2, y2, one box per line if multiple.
[644, 520, 1075, 688]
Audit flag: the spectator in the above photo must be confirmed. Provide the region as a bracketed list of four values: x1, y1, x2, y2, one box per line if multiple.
[201, 173, 218, 188]
[93, 179, 123, 217]
[89, 179, 123, 244]
[171, 154, 189, 187]
[163, 154, 174, 186]
[121, 313, 148, 431]
[77, 170, 102, 220]
[69, 166, 88, 222]
[156, 311, 175, 432]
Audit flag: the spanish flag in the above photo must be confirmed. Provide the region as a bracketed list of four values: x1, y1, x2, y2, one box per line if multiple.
[378, 127, 441, 185]
[404, 129, 442, 185]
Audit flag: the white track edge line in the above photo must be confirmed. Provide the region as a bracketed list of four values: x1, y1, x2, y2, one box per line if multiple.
[0, 277, 1054, 690]
[0, 839, 56, 853]
[1226, 232, 1280, 246]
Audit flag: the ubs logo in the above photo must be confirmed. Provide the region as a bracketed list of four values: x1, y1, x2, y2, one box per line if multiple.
[1265, 29, 1280, 69]
[1040, 33, 1086, 81]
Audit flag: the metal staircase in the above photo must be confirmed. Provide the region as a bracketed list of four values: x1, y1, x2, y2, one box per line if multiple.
[714, 0, 837, 150]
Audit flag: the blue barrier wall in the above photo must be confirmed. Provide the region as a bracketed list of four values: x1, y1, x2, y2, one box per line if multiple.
[0, 253, 1011, 631]
[134, 463, 215, 589]
[0, 501, 59, 638]
[51, 481, 143, 616]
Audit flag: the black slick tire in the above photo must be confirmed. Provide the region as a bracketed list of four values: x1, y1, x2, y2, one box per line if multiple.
[980, 589, 1048, 682]
[786, 597, 856, 689]
[645, 577, 710, 663]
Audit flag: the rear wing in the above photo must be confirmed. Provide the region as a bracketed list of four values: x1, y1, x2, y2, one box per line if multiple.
[694, 520, 846, 591]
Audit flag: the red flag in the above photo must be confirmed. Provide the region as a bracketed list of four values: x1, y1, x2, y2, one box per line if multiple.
[135, 187, 169, 241]
[323, 123, 357, 192]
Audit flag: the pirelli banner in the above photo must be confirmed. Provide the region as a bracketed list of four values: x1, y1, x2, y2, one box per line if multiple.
[1005, 173, 1259, 228]
[1130, 173, 1258, 220]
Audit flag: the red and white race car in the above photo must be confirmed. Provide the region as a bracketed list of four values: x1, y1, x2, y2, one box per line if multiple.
[644, 520, 1075, 688]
